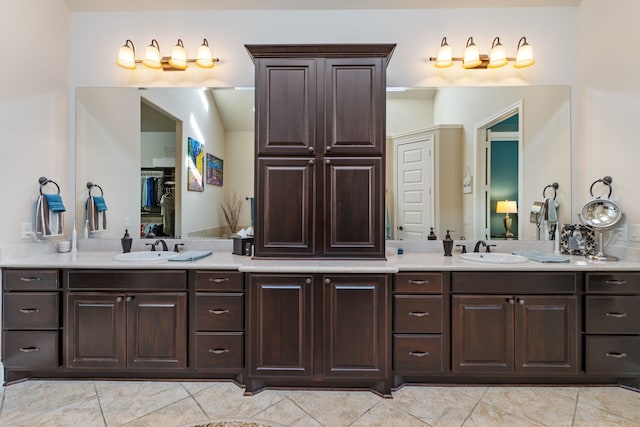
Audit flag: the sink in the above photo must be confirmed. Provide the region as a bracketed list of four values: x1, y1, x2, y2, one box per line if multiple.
[112, 251, 178, 262]
[459, 252, 529, 264]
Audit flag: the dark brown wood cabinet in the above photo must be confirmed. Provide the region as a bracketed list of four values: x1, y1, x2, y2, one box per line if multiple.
[246, 273, 391, 395]
[65, 270, 187, 370]
[451, 272, 578, 375]
[247, 44, 395, 259]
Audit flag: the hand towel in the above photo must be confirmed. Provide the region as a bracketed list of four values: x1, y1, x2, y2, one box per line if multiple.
[44, 193, 66, 212]
[92, 196, 108, 212]
[35, 194, 64, 236]
[86, 195, 107, 232]
[546, 198, 558, 222]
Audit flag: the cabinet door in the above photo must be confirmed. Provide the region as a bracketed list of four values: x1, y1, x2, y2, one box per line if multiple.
[515, 295, 577, 374]
[255, 158, 316, 257]
[248, 275, 313, 377]
[256, 58, 317, 156]
[324, 157, 383, 257]
[323, 275, 389, 379]
[452, 295, 514, 374]
[127, 293, 187, 369]
[324, 58, 385, 155]
[66, 293, 126, 369]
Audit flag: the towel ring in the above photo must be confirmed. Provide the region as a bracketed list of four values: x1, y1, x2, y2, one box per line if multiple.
[86, 181, 104, 197]
[542, 182, 559, 200]
[589, 176, 613, 199]
[38, 176, 60, 195]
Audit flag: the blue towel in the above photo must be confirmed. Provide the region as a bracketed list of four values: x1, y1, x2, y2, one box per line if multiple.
[512, 250, 570, 263]
[44, 193, 66, 212]
[93, 196, 108, 212]
[167, 250, 213, 262]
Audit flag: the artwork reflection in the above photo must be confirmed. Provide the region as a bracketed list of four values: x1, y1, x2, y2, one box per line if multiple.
[187, 137, 204, 192]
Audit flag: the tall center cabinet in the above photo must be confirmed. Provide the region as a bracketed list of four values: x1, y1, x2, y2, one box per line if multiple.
[246, 44, 395, 259]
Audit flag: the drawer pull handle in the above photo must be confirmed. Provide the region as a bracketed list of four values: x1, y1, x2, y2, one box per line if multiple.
[604, 280, 627, 286]
[408, 351, 429, 358]
[20, 277, 42, 282]
[409, 311, 429, 317]
[19, 347, 40, 353]
[605, 312, 627, 318]
[408, 279, 429, 285]
[19, 308, 40, 314]
[605, 352, 627, 359]
[209, 348, 229, 355]
[209, 278, 230, 283]
[209, 309, 229, 315]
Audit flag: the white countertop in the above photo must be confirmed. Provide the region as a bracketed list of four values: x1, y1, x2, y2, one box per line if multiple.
[2, 248, 639, 272]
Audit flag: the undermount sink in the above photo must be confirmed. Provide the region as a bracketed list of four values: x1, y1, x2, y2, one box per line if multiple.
[459, 252, 529, 264]
[112, 251, 178, 262]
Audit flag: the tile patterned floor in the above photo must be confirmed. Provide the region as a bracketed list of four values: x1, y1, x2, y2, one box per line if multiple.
[0, 381, 639, 427]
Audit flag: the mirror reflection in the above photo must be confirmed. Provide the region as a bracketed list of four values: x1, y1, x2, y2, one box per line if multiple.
[75, 86, 570, 242]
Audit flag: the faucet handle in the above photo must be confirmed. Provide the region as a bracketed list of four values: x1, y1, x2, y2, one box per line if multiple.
[456, 244, 467, 254]
[145, 243, 156, 252]
[486, 244, 497, 253]
[174, 243, 185, 253]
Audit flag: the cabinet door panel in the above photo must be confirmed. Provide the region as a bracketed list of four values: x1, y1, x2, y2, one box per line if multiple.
[256, 158, 315, 256]
[256, 59, 317, 155]
[66, 293, 126, 369]
[515, 296, 577, 374]
[127, 293, 187, 369]
[323, 275, 388, 378]
[325, 58, 384, 155]
[324, 158, 383, 257]
[452, 295, 514, 373]
[248, 275, 313, 377]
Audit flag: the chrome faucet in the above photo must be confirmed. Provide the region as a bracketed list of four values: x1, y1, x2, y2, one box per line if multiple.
[154, 239, 168, 252]
[473, 240, 486, 252]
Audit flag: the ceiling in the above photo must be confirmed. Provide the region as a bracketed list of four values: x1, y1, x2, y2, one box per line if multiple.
[64, 0, 581, 12]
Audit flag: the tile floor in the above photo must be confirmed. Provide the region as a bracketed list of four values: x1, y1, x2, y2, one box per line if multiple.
[0, 381, 639, 427]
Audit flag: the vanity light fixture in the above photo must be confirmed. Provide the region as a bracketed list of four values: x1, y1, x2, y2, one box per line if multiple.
[430, 36, 534, 69]
[116, 38, 220, 71]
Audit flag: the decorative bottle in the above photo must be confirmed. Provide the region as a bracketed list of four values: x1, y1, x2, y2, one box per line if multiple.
[443, 229, 454, 257]
[427, 227, 437, 240]
[121, 229, 133, 253]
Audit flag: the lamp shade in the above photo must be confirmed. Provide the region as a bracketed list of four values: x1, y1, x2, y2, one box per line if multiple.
[488, 37, 508, 68]
[514, 37, 535, 68]
[435, 37, 453, 68]
[142, 39, 162, 69]
[463, 37, 482, 69]
[196, 39, 215, 69]
[116, 40, 136, 70]
[169, 39, 188, 70]
[496, 200, 518, 214]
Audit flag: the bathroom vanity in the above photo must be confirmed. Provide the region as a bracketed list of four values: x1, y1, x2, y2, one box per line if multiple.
[2, 251, 639, 395]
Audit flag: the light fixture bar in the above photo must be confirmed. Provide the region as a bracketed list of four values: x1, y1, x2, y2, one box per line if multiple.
[116, 38, 220, 71]
[429, 36, 534, 70]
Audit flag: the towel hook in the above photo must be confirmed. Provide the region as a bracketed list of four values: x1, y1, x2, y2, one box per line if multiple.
[542, 182, 559, 200]
[86, 181, 104, 197]
[589, 176, 613, 199]
[38, 176, 60, 195]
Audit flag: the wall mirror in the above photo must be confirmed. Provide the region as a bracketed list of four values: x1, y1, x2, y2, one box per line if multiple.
[75, 85, 570, 241]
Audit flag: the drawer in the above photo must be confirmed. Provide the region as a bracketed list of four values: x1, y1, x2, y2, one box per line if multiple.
[452, 272, 577, 293]
[196, 332, 243, 370]
[586, 296, 640, 334]
[3, 293, 59, 329]
[395, 273, 442, 293]
[586, 273, 640, 294]
[196, 293, 244, 331]
[394, 295, 442, 333]
[394, 334, 443, 373]
[3, 269, 59, 290]
[586, 336, 640, 375]
[3, 331, 59, 369]
[194, 271, 243, 291]
[66, 270, 186, 291]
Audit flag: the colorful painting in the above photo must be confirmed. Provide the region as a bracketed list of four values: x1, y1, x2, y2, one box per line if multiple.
[187, 137, 204, 192]
[206, 153, 224, 186]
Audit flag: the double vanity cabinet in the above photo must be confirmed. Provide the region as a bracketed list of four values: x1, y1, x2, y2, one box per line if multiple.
[3, 266, 639, 393]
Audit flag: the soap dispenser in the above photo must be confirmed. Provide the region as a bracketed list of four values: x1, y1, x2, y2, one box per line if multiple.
[121, 229, 132, 253]
[427, 227, 437, 240]
[443, 229, 454, 257]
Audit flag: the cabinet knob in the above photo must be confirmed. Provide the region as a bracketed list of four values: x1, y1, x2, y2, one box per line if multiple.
[507, 298, 515, 304]
[125, 296, 133, 302]
[309, 159, 314, 165]
[325, 278, 331, 285]
[305, 278, 312, 285]
[605, 352, 628, 359]
[116, 296, 123, 302]
[308, 146, 314, 153]
[409, 311, 429, 317]
[19, 308, 40, 314]
[325, 159, 331, 165]
[209, 309, 230, 315]
[518, 298, 525, 305]
[326, 146, 332, 152]
[408, 351, 429, 358]
[209, 348, 230, 355]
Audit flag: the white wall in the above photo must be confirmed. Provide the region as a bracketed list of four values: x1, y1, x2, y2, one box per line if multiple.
[578, 0, 640, 258]
[0, 0, 70, 247]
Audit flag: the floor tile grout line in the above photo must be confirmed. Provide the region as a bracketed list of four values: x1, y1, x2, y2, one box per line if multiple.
[459, 385, 488, 427]
[575, 391, 640, 425]
[571, 389, 580, 427]
[253, 395, 325, 426]
[93, 380, 109, 427]
[470, 388, 548, 427]
[179, 382, 212, 422]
